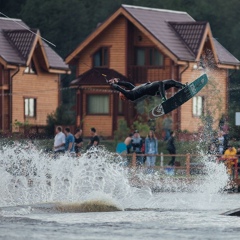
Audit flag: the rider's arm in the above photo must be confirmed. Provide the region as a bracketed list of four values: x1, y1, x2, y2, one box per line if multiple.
[117, 81, 135, 90]
[109, 78, 135, 90]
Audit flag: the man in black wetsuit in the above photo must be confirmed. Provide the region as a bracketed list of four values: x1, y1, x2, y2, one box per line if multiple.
[108, 78, 186, 102]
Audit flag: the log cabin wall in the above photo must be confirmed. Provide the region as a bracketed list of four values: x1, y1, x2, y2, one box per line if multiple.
[11, 65, 59, 131]
[77, 15, 127, 76]
[80, 87, 113, 137]
[179, 63, 227, 132]
[76, 16, 128, 137]
[76, 17, 180, 137]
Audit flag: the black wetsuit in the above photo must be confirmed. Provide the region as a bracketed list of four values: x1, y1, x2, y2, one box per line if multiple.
[112, 80, 185, 101]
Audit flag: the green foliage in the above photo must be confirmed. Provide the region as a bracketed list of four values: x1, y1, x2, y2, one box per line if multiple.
[12, 119, 30, 128]
[45, 104, 76, 137]
[229, 71, 240, 140]
[131, 117, 150, 137]
[113, 119, 130, 144]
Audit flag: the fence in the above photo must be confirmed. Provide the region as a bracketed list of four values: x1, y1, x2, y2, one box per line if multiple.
[121, 152, 239, 181]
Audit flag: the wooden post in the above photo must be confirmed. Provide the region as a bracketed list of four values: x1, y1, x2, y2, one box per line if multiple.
[234, 158, 238, 180]
[186, 153, 190, 177]
[132, 152, 136, 167]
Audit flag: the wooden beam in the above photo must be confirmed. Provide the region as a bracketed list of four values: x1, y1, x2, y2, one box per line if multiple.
[26, 30, 39, 66]
[196, 23, 218, 64]
[65, 8, 124, 64]
[48, 68, 71, 74]
[217, 64, 240, 70]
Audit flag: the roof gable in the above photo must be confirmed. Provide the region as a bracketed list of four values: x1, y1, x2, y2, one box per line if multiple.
[0, 17, 69, 72]
[169, 22, 207, 57]
[66, 4, 239, 67]
[3, 29, 36, 61]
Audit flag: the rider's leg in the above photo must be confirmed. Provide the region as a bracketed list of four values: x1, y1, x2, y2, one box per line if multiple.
[163, 79, 186, 90]
[158, 81, 167, 101]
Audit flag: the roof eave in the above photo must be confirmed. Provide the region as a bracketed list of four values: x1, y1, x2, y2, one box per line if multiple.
[217, 63, 240, 70]
[65, 6, 182, 64]
[26, 29, 40, 66]
[65, 7, 124, 64]
[48, 67, 71, 74]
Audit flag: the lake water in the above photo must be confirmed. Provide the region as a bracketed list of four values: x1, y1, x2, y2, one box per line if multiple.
[0, 143, 239, 240]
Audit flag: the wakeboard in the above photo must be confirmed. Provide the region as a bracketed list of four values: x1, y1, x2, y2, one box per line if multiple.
[149, 74, 208, 119]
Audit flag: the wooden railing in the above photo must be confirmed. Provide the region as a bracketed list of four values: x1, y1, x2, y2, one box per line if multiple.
[120, 153, 239, 180]
[127, 66, 171, 83]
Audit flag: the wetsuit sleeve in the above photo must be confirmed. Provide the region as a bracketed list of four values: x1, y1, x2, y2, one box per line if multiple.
[117, 81, 135, 90]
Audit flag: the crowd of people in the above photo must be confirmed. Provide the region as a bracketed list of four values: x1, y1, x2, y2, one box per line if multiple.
[53, 116, 239, 177]
[53, 126, 99, 157]
[123, 129, 177, 171]
[207, 119, 240, 176]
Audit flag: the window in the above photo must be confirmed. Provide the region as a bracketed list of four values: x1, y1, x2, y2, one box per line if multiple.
[87, 95, 109, 114]
[192, 96, 204, 117]
[149, 48, 163, 66]
[118, 99, 123, 114]
[24, 60, 37, 74]
[135, 47, 163, 66]
[24, 98, 36, 117]
[93, 47, 109, 67]
[136, 48, 145, 66]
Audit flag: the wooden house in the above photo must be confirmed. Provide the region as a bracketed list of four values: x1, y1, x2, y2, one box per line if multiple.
[0, 17, 70, 132]
[65, 4, 240, 138]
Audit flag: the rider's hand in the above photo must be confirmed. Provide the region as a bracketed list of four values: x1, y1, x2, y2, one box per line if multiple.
[108, 78, 119, 84]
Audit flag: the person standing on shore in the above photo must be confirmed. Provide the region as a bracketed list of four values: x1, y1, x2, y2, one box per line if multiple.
[167, 131, 176, 166]
[64, 127, 75, 153]
[53, 126, 66, 154]
[75, 128, 83, 157]
[124, 133, 133, 154]
[86, 127, 100, 150]
[145, 130, 158, 172]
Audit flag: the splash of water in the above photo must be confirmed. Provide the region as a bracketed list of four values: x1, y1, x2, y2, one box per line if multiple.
[0, 143, 153, 209]
[0, 139, 231, 212]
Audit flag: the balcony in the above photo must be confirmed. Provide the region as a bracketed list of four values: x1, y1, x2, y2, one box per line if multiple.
[0, 73, 10, 89]
[127, 65, 171, 83]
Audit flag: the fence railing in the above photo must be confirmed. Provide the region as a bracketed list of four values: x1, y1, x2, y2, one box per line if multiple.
[120, 152, 239, 180]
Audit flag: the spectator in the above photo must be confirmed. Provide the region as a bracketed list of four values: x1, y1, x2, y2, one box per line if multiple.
[145, 130, 158, 172]
[162, 114, 172, 141]
[217, 130, 224, 154]
[223, 144, 237, 175]
[236, 146, 240, 174]
[141, 137, 146, 164]
[64, 127, 75, 153]
[124, 133, 133, 154]
[131, 130, 143, 166]
[223, 131, 229, 153]
[86, 127, 100, 150]
[53, 126, 65, 154]
[167, 131, 176, 166]
[75, 128, 83, 157]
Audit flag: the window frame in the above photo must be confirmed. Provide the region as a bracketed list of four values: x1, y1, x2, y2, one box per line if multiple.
[118, 98, 123, 115]
[24, 97, 37, 118]
[192, 95, 204, 117]
[135, 47, 164, 67]
[92, 47, 110, 68]
[24, 60, 37, 74]
[86, 93, 110, 115]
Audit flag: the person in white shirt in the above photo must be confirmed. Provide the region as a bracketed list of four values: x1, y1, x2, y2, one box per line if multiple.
[54, 126, 66, 154]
